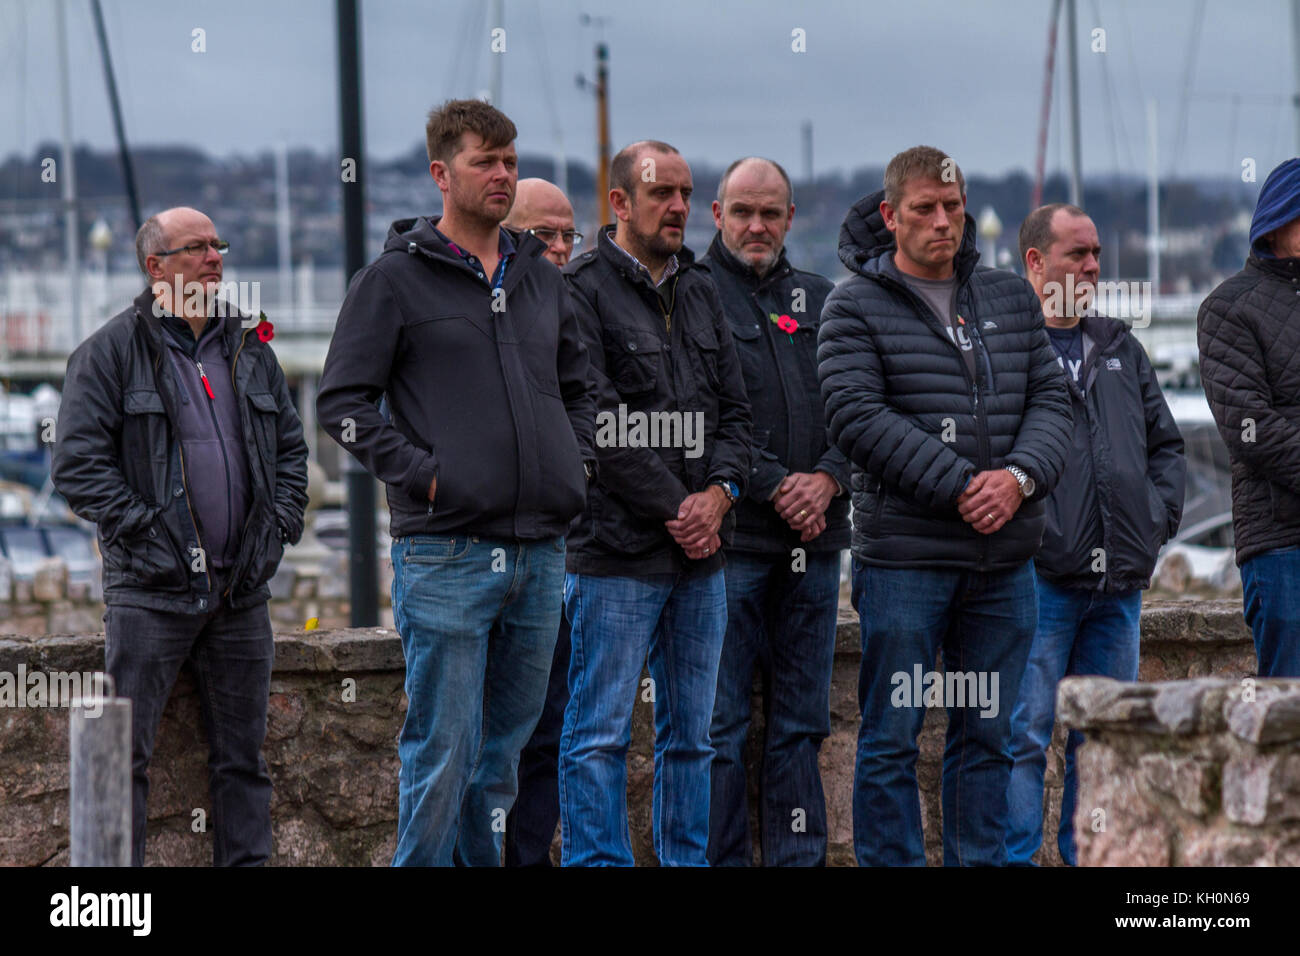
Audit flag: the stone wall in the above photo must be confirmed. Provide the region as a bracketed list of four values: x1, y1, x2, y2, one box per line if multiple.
[0, 599, 1252, 866]
[1060, 675, 1300, 866]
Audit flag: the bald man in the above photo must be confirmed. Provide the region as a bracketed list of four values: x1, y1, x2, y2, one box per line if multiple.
[53, 206, 309, 866]
[499, 176, 581, 866]
[504, 178, 584, 267]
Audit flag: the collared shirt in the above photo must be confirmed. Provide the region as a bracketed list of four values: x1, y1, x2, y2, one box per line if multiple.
[158, 309, 220, 358]
[435, 225, 516, 292]
[607, 233, 679, 288]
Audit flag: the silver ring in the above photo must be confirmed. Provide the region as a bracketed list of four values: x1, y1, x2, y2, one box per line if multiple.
[986, 513, 995, 522]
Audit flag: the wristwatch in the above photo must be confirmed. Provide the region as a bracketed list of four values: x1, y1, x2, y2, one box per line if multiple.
[713, 479, 739, 505]
[1004, 464, 1035, 499]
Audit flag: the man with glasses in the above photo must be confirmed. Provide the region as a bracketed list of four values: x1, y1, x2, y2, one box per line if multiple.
[504, 178, 583, 268]
[53, 205, 309, 866]
[498, 177, 582, 866]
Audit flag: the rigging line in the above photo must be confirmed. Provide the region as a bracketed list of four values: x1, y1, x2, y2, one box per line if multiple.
[1089, 0, 1121, 177]
[531, 0, 563, 143]
[1167, 0, 1206, 180]
[1093, 0, 1135, 173]
[467, 0, 488, 98]
[1032, 0, 1061, 208]
[446, 3, 470, 96]
[1225, 94, 1239, 178]
[1115, 0, 1147, 118]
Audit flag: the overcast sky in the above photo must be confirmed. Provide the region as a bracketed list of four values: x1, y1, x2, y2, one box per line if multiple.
[1, 0, 1295, 182]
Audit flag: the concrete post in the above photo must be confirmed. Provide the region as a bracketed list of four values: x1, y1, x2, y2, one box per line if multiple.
[69, 675, 132, 866]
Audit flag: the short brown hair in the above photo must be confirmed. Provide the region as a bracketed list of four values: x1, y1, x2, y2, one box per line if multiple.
[1018, 203, 1087, 265]
[425, 98, 517, 164]
[883, 146, 965, 208]
[610, 140, 680, 199]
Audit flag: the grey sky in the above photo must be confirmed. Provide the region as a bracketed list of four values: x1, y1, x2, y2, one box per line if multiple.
[1, 0, 1294, 181]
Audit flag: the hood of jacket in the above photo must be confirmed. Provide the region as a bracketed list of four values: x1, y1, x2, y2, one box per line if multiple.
[837, 188, 981, 285]
[1250, 158, 1300, 258]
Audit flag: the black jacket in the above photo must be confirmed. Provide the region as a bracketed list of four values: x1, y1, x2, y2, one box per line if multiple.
[53, 288, 309, 613]
[817, 190, 1072, 570]
[1198, 253, 1300, 565]
[1035, 314, 1185, 591]
[317, 217, 596, 541]
[562, 226, 753, 576]
[696, 232, 849, 553]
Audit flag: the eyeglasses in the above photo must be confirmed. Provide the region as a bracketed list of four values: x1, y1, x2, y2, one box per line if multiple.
[526, 228, 583, 249]
[155, 239, 230, 257]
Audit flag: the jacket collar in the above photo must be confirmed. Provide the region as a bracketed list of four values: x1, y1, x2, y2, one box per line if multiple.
[386, 215, 546, 272]
[1247, 252, 1300, 282]
[133, 286, 247, 362]
[704, 230, 792, 287]
[596, 224, 694, 287]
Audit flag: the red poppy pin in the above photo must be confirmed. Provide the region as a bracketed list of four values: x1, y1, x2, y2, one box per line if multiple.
[255, 311, 274, 343]
[769, 312, 799, 342]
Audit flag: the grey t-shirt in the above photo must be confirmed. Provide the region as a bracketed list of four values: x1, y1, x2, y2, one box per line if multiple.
[898, 266, 978, 381]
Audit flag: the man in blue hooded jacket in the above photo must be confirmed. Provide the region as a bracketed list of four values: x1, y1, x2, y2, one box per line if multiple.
[1200, 158, 1300, 677]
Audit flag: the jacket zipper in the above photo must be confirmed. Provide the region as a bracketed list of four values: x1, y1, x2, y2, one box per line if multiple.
[658, 276, 678, 332]
[225, 327, 258, 597]
[194, 358, 234, 588]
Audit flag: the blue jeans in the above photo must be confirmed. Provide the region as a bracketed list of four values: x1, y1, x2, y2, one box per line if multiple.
[558, 569, 727, 866]
[390, 534, 565, 867]
[1006, 572, 1141, 866]
[708, 550, 839, 866]
[851, 559, 1036, 866]
[1242, 546, 1300, 677]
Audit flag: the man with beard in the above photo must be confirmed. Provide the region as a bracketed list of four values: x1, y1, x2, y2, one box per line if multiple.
[318, 100, 596, 866]
[558, 140, 752, 866]
[696, 157, 849, 866]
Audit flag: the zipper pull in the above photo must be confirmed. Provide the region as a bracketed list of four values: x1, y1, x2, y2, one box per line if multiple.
[196, 361, 215, 400]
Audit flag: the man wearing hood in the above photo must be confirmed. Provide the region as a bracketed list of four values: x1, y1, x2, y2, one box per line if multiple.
[696, 157, 849, 866]
[817, 146, 1072, 866]
[317, 99, 597, 866]
[1007, 204, 1185, 867]
[1200, 157, 1300, 678]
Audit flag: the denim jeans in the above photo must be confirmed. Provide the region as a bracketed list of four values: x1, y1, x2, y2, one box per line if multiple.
[558, 568, 727, 866]
[708, 550, 839, 866]
[105, 595, 274, 867]
[503, 606, 570, 867]
[390, 533, 565, 867]
[1006, 571, 1141, 866]
[1241, 546, 1300, 677]
[850, 558, 1036, 866]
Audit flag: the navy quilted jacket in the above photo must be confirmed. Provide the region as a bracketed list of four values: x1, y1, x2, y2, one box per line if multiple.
[817, 189, 1072, 570]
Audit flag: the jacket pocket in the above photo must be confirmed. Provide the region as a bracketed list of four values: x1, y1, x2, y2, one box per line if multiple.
[246, 390, 279, 487]
[120, 522, 187, 592]
[605, 327, 660, 396]
[1269, 482, 1300, 525]
[687, 320, 721, 391]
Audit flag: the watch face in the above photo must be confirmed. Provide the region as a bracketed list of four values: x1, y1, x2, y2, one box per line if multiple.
[1023, 477, 1036, 497]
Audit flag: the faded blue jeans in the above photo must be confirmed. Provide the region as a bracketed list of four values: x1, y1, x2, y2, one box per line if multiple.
[558, 568, 727, 866]
[851, 558, 1036, 866]
[1242, 546, 1300, 678]
[708, 550, 839, 866]
[390, 533, 565, 867]
[1006, 571, 1141, 866]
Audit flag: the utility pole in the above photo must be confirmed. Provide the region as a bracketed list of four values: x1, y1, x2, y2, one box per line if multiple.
[55, 0, 81, 348]
[336, 0, 378, 627]
[595, 41, 611, 227]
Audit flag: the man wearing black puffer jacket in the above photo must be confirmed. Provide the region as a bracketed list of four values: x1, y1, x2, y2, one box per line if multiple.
[818, 146, 1072, 866]
[1007, 203, 1185, 868]
[54, 205, 309, 866]
[1200, 157, 1300, 678]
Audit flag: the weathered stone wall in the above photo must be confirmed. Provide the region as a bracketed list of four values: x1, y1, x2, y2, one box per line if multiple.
[0, 599, 1252, 866]
[1060, 676, 1300, 866]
